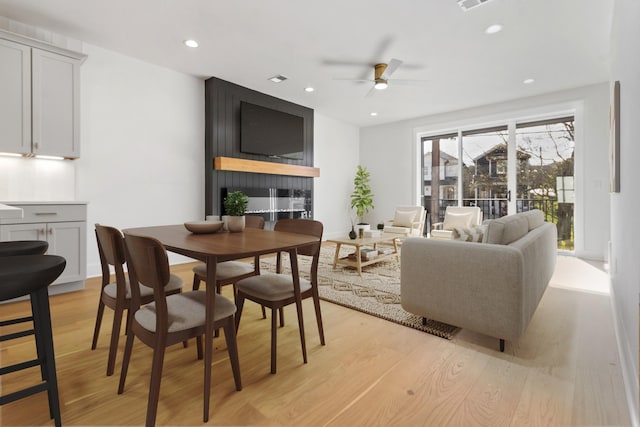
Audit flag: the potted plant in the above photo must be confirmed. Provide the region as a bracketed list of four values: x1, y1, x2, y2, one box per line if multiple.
[223, 191, 249, 232]
[350, 165, 374, 236]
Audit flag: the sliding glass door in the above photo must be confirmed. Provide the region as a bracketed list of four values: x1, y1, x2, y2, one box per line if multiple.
[420, 116, 575, 250]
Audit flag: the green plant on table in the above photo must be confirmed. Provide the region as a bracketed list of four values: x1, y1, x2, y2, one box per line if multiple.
[224, 191, 249, 216]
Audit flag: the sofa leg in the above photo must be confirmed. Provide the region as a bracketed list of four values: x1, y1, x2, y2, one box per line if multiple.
[499, 339, 505, 352]
[422, 317, 427, 326]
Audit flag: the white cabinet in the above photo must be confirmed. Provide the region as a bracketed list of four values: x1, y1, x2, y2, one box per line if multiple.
[0, 30, 85, 159]
[0, 203, 87, 288]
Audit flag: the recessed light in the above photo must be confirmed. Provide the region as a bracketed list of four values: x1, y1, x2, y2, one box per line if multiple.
[485, 24, 503, 34]
[304, 87, 314, 92]
[268, 75, 288, 83]
[370, 112, 378, 117]
[184, 39, 199, 48]
[523, 78, 535, 84]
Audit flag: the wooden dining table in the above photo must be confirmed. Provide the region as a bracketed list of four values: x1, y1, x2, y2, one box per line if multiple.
[123, 224, 319, 422]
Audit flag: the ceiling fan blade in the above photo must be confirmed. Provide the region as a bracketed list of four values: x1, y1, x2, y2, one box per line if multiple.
[381, 58, 403, 79]
[389, 79, 429, 86]
[365, 85, 377, 98]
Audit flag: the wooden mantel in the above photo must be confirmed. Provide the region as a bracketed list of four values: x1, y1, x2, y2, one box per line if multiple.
[214, 157, 320, 178]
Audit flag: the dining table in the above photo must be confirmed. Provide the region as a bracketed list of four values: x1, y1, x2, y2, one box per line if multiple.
[123, 224, 319, 422]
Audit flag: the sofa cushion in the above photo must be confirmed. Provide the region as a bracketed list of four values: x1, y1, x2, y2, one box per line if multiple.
[452, 225, 486, 242]
[443, 212, 473, 230]
[392, 209, 416, 227]
[520, 209, 545, 230]
[485, 214, 529, 245]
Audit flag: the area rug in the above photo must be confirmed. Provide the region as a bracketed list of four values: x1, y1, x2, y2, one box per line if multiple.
[260, 245, 459, 339]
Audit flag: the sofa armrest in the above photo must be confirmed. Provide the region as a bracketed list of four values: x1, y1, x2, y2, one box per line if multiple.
[400, 238, 526, 340]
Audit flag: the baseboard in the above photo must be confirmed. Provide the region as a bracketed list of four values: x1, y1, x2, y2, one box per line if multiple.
[610, 283, 639, 427]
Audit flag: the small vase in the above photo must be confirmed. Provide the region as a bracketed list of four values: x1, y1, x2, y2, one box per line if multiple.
[349, 226, 357, 240]
[227, 216, 245, 232]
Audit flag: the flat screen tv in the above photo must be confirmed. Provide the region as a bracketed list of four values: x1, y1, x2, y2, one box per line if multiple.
[240, 101, 304, 160]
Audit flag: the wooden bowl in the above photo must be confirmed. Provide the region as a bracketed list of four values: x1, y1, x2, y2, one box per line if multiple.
[184, 220, 224, 234]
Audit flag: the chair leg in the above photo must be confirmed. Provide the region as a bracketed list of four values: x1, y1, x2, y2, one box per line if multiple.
[222, 319, 242, 391]
[107, 304, 125, 376]
[192, 274, 201, 291]
[270, 307, 278, 374]
[91, 299, 105, 350]
[235, 294, 245, 333]
[117, 329, 136, 394]
[279, 307, 284, 327]
[145, 344, 166, 427]
[261, 305, 267, 319]
[196, 336, 203, 360]
[499, 339, 505, 352]
[311, 290, 325, 345]
[30, 294, 46, 381]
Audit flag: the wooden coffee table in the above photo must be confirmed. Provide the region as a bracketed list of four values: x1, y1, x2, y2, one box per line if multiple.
[328, 233, 400, 276]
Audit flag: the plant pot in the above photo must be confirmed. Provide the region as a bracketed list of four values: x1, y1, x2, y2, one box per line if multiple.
[226, 216, 245, 232]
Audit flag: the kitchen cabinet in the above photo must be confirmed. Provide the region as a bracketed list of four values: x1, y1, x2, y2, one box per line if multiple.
[0, 30, 85, 159]
[0, 203, 87, 288]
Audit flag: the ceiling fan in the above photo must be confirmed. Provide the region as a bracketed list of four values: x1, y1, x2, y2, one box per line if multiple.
[334, 58, 427, 97]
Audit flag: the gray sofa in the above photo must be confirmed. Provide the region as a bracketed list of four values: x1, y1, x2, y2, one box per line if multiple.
[400, 209, 557, 351]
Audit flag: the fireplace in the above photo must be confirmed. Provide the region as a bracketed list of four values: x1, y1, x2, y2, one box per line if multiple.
[221, 187, 312, 229]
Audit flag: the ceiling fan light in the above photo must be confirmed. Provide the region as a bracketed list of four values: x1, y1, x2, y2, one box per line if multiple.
[374, 81, 388, 90]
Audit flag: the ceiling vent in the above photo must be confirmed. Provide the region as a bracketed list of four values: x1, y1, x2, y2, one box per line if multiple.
[457, 0, 494, 11]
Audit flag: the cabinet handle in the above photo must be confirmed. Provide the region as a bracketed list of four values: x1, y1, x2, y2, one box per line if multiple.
[48, 228, 53, 235]
[40, 228, 46, 236]
[34, 142, 39, 150]
[35, 212, 58, 216]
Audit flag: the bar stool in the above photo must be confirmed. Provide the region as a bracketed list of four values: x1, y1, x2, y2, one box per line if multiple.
[0, 242, 66, 427]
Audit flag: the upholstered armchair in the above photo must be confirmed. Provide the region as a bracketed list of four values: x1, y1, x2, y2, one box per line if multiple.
[383, 206, 426, 237]
[430, 206, 483, 239]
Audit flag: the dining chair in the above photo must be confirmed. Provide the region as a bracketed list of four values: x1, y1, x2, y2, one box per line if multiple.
[192, 215, 269, 318]
[235, 218, 324, 374]
[91, 224, 184, 376]
[119, 233, 241, 427]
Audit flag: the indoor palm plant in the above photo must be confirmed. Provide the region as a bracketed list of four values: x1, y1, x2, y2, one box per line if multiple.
[223, 191, 249, 232]
[350, 165, 374, 235]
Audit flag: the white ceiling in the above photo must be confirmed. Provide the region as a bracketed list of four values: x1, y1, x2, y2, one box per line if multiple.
[0, 0, 613, 127]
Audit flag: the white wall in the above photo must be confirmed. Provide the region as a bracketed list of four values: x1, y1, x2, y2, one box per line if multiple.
[360, 83, 611, 260]
[313, 113, 360, 239]
[610, 0, 640, 424]
[76, 44, 205, 276]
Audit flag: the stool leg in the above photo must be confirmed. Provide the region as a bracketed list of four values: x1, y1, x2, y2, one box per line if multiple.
[30, 294, 47, 381]
[33, 288, 62, 427]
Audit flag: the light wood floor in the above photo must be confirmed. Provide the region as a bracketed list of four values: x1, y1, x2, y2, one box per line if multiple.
[0, 256, 631, 426]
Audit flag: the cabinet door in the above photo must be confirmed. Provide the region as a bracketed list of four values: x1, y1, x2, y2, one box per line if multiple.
[0, 39, 31, 155]
[47, 221, 86, 284]
[0, 221, 86, 286]
[0, 223, 47, 242]
[32, 48, 80, 158]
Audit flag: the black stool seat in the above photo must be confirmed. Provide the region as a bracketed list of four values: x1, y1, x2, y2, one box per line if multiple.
[0, 254, 65, 427]
[0, 240, 48, 257]
[0, 255, 66, 301]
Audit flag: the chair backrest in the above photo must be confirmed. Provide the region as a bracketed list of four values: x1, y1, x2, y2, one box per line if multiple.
[95, 224, 128, 293]
[274, 219, 323, 257]
[443, 206, 483, 229]
[123, 233, 172, 314]
[245, 215, 266, 229]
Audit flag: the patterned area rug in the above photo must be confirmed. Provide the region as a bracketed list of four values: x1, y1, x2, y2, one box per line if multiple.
[260, 244, 459, 339]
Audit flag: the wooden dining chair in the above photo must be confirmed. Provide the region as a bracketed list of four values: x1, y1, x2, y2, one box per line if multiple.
[235, 218, 325, 374]
[91, 224, 184, 376]
[192, 215, 268, 318]
[119, 233, 241, 427]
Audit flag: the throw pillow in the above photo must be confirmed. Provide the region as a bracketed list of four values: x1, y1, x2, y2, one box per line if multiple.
[392, 210, 416, 227]
[443, 212, 473, 230]
[452, 225, 485, 243]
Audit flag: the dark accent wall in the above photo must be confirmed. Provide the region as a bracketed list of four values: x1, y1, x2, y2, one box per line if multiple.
[204, 77, 314, 217]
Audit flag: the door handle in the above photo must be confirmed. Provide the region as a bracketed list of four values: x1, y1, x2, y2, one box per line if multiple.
[507, 190, 511, 202]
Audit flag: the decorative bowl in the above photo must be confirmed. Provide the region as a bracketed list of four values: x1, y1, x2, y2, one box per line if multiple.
[184, 220, 224, 234]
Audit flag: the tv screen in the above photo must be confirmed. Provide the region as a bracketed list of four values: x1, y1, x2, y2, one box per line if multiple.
[240, 101, 304, 160]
